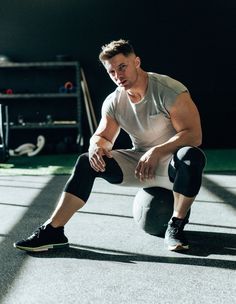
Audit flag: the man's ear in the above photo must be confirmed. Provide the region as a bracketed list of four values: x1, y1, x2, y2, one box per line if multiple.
[135, 56, 141, 68]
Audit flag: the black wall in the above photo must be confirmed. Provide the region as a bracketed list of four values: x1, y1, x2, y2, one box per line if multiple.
[0, 0, 235, 149]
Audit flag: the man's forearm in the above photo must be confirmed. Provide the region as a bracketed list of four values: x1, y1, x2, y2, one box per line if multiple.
[153, 129, 202, 156]
[89, 134, 113, 151]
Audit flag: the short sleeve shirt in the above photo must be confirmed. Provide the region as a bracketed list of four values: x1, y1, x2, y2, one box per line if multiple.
[102, 72, 188, 151]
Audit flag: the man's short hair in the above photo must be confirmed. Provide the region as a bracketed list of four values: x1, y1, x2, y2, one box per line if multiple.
[99, 39, 135, 62]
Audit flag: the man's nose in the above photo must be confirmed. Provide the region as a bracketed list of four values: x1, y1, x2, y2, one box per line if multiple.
[115, 70, 122, 80]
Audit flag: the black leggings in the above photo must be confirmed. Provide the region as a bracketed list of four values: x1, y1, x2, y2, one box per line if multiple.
[168, 146, 206, 197]
[64, 146, 206, 202]
[64, 153, 123, 202]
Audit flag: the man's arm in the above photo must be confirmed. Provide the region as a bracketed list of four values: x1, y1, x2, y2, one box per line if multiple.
[89, 115, 120, 172]
[157, 91, 202, 153]
[135, 92, 202, 180]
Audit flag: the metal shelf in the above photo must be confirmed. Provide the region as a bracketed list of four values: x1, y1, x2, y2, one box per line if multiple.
[0, 60, 83, 153]
[9, 122, 79, 130]
[0, 93, 78, 100]
[0, 61, 79, 68]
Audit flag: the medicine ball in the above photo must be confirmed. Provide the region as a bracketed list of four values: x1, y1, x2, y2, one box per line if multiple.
[133, 187, 180, 237]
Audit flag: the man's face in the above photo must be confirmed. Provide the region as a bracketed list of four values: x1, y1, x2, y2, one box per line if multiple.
[103, 53, 140, 90]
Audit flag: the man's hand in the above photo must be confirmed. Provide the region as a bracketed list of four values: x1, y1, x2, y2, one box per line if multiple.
[135, 148, 161, 181]
[89, 145, 113, 172]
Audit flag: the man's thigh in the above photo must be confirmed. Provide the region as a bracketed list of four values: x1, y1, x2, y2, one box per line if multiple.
[112, 149, 173, 189]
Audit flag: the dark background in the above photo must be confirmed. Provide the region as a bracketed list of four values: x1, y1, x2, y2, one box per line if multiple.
[0, 0, 235, 149]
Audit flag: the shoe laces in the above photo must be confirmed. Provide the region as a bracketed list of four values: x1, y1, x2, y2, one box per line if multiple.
[28, 225, 45, 240]
[169, 225, 180, 237]
[169, 218, 185, 236]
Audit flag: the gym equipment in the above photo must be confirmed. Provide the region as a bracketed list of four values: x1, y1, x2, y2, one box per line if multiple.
[6, 88, 13, 94]
[0, 104, 9, 163]
[80, 68, 98, 128]
[64, 81, 74, 91]
[9, 135, 45, 157]
[0, 55, 11, 64]
[59, 81, 75, 93]
[59, 86, 67, 93]
[81, 80, 94, 136]
[133, 187, 189, 237]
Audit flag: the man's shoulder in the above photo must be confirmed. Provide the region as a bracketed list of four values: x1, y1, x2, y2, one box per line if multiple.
[148, 72, 180, 86]
[148, 72, 188, 94]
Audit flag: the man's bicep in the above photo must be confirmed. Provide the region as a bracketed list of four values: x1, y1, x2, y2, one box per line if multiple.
[170, 93, 202, 133]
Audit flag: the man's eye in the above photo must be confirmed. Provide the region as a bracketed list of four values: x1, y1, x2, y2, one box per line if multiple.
[119, 64, 127, 71]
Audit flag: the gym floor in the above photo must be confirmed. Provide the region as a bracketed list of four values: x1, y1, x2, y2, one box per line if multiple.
[0, 172, 235, 303]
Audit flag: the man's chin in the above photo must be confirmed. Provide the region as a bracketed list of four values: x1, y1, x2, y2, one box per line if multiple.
[118, 83, 131, 90]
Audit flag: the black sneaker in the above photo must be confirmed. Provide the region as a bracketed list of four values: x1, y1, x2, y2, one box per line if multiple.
[164, 217, 189, 251]
[13, 224, 69, 252]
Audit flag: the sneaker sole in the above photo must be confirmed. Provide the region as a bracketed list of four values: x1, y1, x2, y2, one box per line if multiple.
[167, 243, 189, 251]
[13, 242, 69, 252]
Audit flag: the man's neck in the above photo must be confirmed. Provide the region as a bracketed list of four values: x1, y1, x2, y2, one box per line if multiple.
[127, 70, 148, 103]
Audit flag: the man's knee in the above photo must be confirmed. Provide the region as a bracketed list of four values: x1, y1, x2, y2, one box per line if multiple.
[64, 152, 95, 202]
[73, 152, 91, 174]
[175, 146, 206, 168]
[73, 152, 123, 184]
[170, 146, 206, 197]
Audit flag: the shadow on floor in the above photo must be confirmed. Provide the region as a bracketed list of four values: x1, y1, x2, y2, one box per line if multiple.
[26, 230, 236, 270]
[0, 176, 69, 303]
[202, 175, 236, 210]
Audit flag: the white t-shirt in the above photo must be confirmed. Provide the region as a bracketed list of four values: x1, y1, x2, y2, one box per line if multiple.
[102, 72, 188, 151]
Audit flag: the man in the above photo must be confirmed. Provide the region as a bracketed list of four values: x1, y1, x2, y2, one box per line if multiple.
[14, 39, 206, 252]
